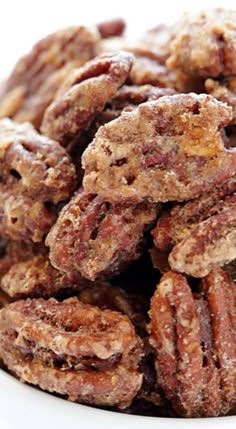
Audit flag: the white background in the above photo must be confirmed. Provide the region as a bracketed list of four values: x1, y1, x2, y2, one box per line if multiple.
[0, 0, 235, 77]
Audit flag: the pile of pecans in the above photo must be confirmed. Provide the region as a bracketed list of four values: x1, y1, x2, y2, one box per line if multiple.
[0, 8, 235, 418]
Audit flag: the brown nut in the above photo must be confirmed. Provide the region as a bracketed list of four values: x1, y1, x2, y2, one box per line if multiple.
[46, 189, 159, 281]
[41, 51, 134, 147]
[152, 173, 236, 255]
[0, 26, 99, 128]
[0, 119, 76, 242]
[169, 194, 236, 277]
[148, 269, 236, 417]
[82, 93, 235, 204]
[97, 18, 126, 39]
[167, 9, 236, 79]
[0, 297, 143, 409]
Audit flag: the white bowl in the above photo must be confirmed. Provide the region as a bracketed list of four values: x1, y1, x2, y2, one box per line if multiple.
[0, 369, 235, 429]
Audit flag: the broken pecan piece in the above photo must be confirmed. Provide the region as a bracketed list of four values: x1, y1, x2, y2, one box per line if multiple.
[82, 93, 235, 203]
[41, 51, 133, 147]
[0, 297, 143, 408]
[0, 26, 99, 128]
[148, 270, 236, 417]
[46, 189, 159, 280]
[0, 119, 76, 242]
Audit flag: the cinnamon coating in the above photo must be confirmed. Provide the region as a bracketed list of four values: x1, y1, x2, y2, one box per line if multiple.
[0, 297, 143, 408]
[46, 189, 159, 280]
[0, 119, 76, 242]
[148, 270, 236, 417]
[82, 93, 235, 203]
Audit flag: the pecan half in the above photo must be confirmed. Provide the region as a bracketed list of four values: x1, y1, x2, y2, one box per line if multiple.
[41, 51, 133, 147]
[0, 26, 99, 128]
[46, 189, 159, 280]
[0, 119, 76, 242]
[148, 269, 236, 417]
[169, 194, 236, 277]
[152, 173, 236, 255]
[0, 297, 143, 408]
[82, 93, 235, 203]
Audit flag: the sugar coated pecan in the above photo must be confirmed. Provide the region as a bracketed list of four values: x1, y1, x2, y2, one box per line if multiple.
[0, 119, 76, 242]
[41, 51, 134, 146]
[82, 93, 235, 203]
[152, 173, 236, 254]
[0, 297, 143, 408]
[46, 189, 159, 280]
[169, 194, 236, 277]
[148, 270, 236, 417]
[167, 9, 236, 79]
[0, 26, 99, 128]
[1, 254, 91, 299]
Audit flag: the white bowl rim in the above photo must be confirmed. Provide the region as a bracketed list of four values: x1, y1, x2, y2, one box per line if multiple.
[0, 368, 235, 429]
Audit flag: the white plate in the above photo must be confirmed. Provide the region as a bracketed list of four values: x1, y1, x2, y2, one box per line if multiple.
[0, 369, 235, 429]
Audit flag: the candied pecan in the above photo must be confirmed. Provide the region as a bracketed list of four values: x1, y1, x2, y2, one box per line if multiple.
[205, 76, 236, 123]
[46, 189, 159, 281]
[0, 297, 143, 408]
[152, 173, 236, 254]
[78, 282, 148, 336]
[0, 119, 76, 242]
[82, 93, 235, 204]
[1, 254, 91, 299]
[0, 26, 99, 128]
[169, 194, 236, 277]
[201, 269, 236, 413]
[148, 272, 203, 416]
[41, 51, 134, 147]
[148, 270, 236, 417]
[167, 9, 236, 79]
[97, 18, 126, 39]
